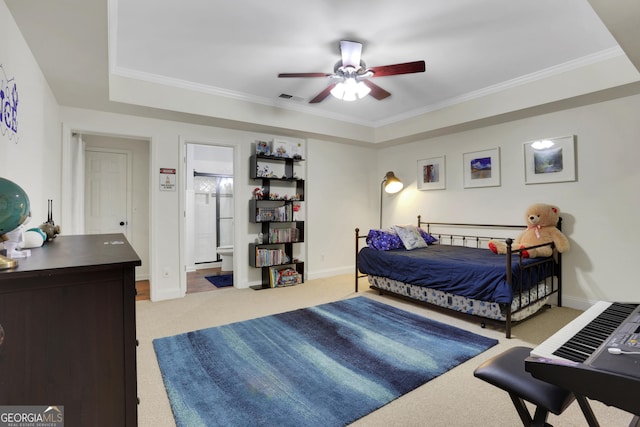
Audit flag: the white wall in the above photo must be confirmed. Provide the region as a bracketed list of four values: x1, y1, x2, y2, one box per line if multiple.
[56, 105, 379, 298]
[378, 93, 640, 309]
[59, 108, 375, 299]
[60, 108, 297, 298]
[306, 139, 377, 279]
[1, 1, 60, 228]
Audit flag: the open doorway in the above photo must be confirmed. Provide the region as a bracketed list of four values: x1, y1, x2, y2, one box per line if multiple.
[184, 143, 234, 293]
[63, 132, 151, 298]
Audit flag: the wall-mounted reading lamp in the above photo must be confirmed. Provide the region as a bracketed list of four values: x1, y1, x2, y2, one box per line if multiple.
[380, 171, 403, 228]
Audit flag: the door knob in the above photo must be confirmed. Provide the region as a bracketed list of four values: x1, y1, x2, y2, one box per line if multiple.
[120, 221, 126, 226]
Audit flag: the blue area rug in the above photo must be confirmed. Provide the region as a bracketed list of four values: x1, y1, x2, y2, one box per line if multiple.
[205, 274, 233, 288]
[153, 297, 498, 427]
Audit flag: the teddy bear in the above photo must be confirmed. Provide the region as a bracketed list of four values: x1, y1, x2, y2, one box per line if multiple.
[488, 203, 569, 258]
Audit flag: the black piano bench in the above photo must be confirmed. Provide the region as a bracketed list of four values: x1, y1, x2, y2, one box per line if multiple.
[474, 346, 575, 427]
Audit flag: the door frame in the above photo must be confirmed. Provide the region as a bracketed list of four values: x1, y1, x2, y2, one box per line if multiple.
[61, 126, 151, 285]
[179, 138, 237, 295]
[84, 146, 134, 240]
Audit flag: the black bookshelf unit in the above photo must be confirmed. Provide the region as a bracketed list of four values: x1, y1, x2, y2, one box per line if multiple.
[249, 154, 305, 289]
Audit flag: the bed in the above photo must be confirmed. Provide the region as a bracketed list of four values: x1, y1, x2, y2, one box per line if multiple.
[355, 216, 562, 338]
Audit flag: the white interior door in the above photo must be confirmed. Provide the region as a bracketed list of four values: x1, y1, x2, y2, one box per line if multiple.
[84, 149, 130, 236]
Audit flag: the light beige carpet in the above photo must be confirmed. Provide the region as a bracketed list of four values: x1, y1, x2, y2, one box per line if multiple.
[136, 274, 634, 426]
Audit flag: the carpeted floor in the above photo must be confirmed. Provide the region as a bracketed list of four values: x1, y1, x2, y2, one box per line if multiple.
[153, 297, 497, 426]
[136, 274, 635, 426]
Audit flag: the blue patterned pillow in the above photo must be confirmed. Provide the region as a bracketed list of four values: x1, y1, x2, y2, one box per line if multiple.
[418, 227, 438, 245]
[366, 229, 404, 251]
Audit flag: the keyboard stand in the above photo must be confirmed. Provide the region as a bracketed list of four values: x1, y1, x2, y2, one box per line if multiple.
[575, 395, 599, 427]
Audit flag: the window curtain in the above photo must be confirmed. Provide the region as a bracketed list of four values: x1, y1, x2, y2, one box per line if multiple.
[69, 133, 85, 234]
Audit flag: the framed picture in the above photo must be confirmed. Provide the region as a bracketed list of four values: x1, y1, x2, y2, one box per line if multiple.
[255, 140, 271, 156]
[463, 148, 501, 188]
[417, 156, 445, 190]
[523, 135, 576, 184]
[271, 139, 291, 157]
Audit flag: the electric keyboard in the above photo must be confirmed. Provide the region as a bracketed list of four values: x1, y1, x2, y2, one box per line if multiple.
[525, 301, 640, 418]
[530, 301, 639, 364]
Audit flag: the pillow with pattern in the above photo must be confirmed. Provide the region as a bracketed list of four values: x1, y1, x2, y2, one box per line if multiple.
[366, 228, 404, 251]
[418, 227, 438, 245]
[393, 224, 428, 250]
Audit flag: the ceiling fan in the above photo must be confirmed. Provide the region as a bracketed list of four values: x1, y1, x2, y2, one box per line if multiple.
[278, 40, 425, 103]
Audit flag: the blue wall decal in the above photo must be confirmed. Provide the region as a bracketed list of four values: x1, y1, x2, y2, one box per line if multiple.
[1, 64, 19, 144]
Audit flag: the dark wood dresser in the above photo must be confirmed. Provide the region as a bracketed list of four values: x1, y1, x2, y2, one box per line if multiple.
[0, 234, 141, 426]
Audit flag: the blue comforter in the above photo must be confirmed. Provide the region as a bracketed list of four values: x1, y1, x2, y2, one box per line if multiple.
[358, 245, 550, 304]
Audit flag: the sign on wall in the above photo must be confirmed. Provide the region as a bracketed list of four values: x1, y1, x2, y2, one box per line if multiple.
[0, 64, 19, 144]
[160, 168, 176, 191]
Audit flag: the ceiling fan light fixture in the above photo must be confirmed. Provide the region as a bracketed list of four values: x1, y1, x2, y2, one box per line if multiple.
[330, 82, 346, 99]
[278, 40, 425, 104]
[330, 78, 371, 101]
[342, 90, 357, 102]
[355, 81, 371, 98]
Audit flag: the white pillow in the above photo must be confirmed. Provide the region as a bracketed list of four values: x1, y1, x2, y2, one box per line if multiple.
[393, 224, 428, 250]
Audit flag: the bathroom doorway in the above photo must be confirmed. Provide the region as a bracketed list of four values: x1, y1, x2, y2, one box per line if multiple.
[184, 143, 234, 293]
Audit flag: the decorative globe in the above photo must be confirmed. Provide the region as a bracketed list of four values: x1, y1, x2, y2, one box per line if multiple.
[0, 177, 31, 236]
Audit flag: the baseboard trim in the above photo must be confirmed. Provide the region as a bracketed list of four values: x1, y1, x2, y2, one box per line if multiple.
[306, 266, 353, 281]
[562, 295, 599, 311]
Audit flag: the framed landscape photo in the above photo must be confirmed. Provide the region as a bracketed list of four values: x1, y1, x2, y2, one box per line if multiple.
[523, 135, 576, 184]
[417, 156, 445, 190]
[463, 148, 500, 188]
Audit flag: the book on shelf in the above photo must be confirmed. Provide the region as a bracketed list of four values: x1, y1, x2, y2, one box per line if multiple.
[269, 226, 299, 243]
[269, 266, 302, 287]
[255, 247, 289, 267]
[255, 204, 292, 222]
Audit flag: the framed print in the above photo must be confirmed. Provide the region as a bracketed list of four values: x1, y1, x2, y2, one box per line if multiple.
[417, 156, 445, 190]
[255, 140, 271, 156]
[524, 135, 576, 184]
[463, 148, 500, 188]
[271, 139, 292, 157]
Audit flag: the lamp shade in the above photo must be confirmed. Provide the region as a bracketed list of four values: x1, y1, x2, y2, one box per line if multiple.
[380, 171, 403, 228]
[330, 78, 371, 101]
[383, 171, 403, 193]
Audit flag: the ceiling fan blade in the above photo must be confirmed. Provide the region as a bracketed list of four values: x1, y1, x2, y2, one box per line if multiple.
[340, 40, 362, 68]
[369, 60, 426, 77]
[309, 83, 338, 103]
[362, 80, 391, 100]
[278, 72, 332, 78]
